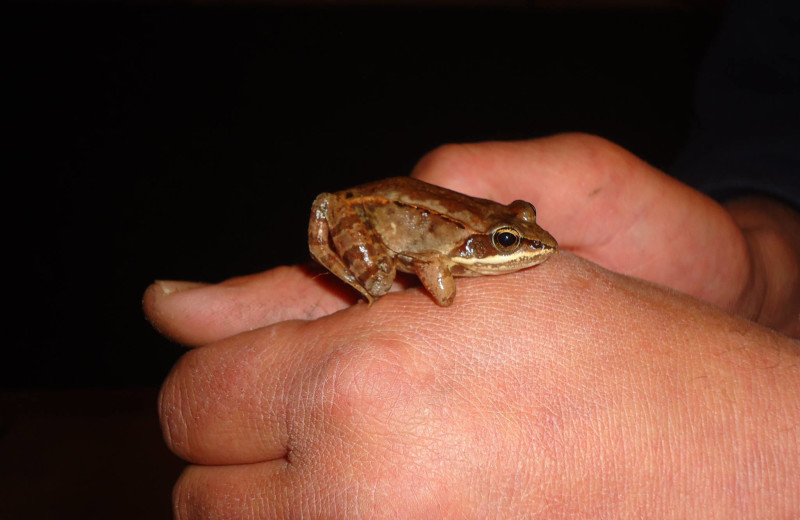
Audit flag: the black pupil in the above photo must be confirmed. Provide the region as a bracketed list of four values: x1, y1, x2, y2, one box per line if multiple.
[496, 231, 518, 248]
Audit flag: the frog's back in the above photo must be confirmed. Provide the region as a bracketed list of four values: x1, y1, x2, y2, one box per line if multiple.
[345, 177, 508, 234]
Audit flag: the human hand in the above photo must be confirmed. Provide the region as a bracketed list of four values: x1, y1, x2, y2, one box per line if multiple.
[410, 134, 800, 337]
[145, 134, 799, 516]
[146, 134, 798, 344]
[147, 252, 800, 518]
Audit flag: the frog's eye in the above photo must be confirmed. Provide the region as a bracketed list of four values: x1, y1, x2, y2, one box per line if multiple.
[492, 227, 521, 253]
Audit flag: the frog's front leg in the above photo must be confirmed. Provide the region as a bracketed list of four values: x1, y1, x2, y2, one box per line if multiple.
[406, 252, 457, 306]
[309, 193, 396, 304]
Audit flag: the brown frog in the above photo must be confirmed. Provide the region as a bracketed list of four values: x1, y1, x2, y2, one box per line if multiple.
[309, 177, 557, 306]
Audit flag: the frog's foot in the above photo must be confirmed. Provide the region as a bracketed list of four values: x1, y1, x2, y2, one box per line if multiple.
[412, 254, 456, 307]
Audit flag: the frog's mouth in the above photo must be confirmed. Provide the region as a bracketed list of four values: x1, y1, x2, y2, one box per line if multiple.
[450, 244, 556, 274]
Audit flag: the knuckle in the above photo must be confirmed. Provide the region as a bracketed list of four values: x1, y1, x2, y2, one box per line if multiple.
[171, 467, 199, 520]
[158, 359, 194, 457]
[172, 466, 241, 520]
[158, 349, 221, 459]
[312, 339, 419, 426]
[159, 339, 268, 461]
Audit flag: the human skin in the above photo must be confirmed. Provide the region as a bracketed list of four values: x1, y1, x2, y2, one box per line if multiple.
[145, 134, 800, 518]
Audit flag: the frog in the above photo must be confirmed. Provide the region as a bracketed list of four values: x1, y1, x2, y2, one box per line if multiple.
[308, 176, 558, 306]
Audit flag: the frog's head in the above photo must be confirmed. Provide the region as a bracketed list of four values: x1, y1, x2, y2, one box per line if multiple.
[449, 200, 558, 275]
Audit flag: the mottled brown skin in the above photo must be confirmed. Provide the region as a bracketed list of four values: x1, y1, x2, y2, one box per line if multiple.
[309, 177, 558, 306]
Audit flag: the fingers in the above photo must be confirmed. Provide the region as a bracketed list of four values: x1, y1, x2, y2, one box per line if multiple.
[411, 133, 674, 244]
[158, 258, 561, 466]
[144, 133, 699, 350]
[164, 252, 800, 517]
[159, 319, 306, 464]
[173, 452, 454, 518]
[411, 133, 748, 307]
[410, 134, 655, 266]
[173, 462, 297, 519]
[159, 254, 579, 468]
[158, 297, 437, 466]
[173, 457, 404, 518]
[143, 264, 356, 347]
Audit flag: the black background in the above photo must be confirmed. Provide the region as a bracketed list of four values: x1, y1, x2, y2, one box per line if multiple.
[8, 4, 717, 389]
[4, 2, 720, 517]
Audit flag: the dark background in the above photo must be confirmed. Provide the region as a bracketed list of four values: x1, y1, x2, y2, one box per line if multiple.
[4, 2, 721, 517]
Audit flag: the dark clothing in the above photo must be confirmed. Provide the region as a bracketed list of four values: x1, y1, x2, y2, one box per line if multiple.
[672, 0, 800, 211]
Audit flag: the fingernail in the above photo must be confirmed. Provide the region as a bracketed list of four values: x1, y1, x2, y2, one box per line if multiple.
[154, 280, 208, 296]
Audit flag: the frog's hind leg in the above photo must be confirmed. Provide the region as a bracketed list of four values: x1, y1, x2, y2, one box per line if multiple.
[309, 193, 395, 303]
[309, 193, 370, 301]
